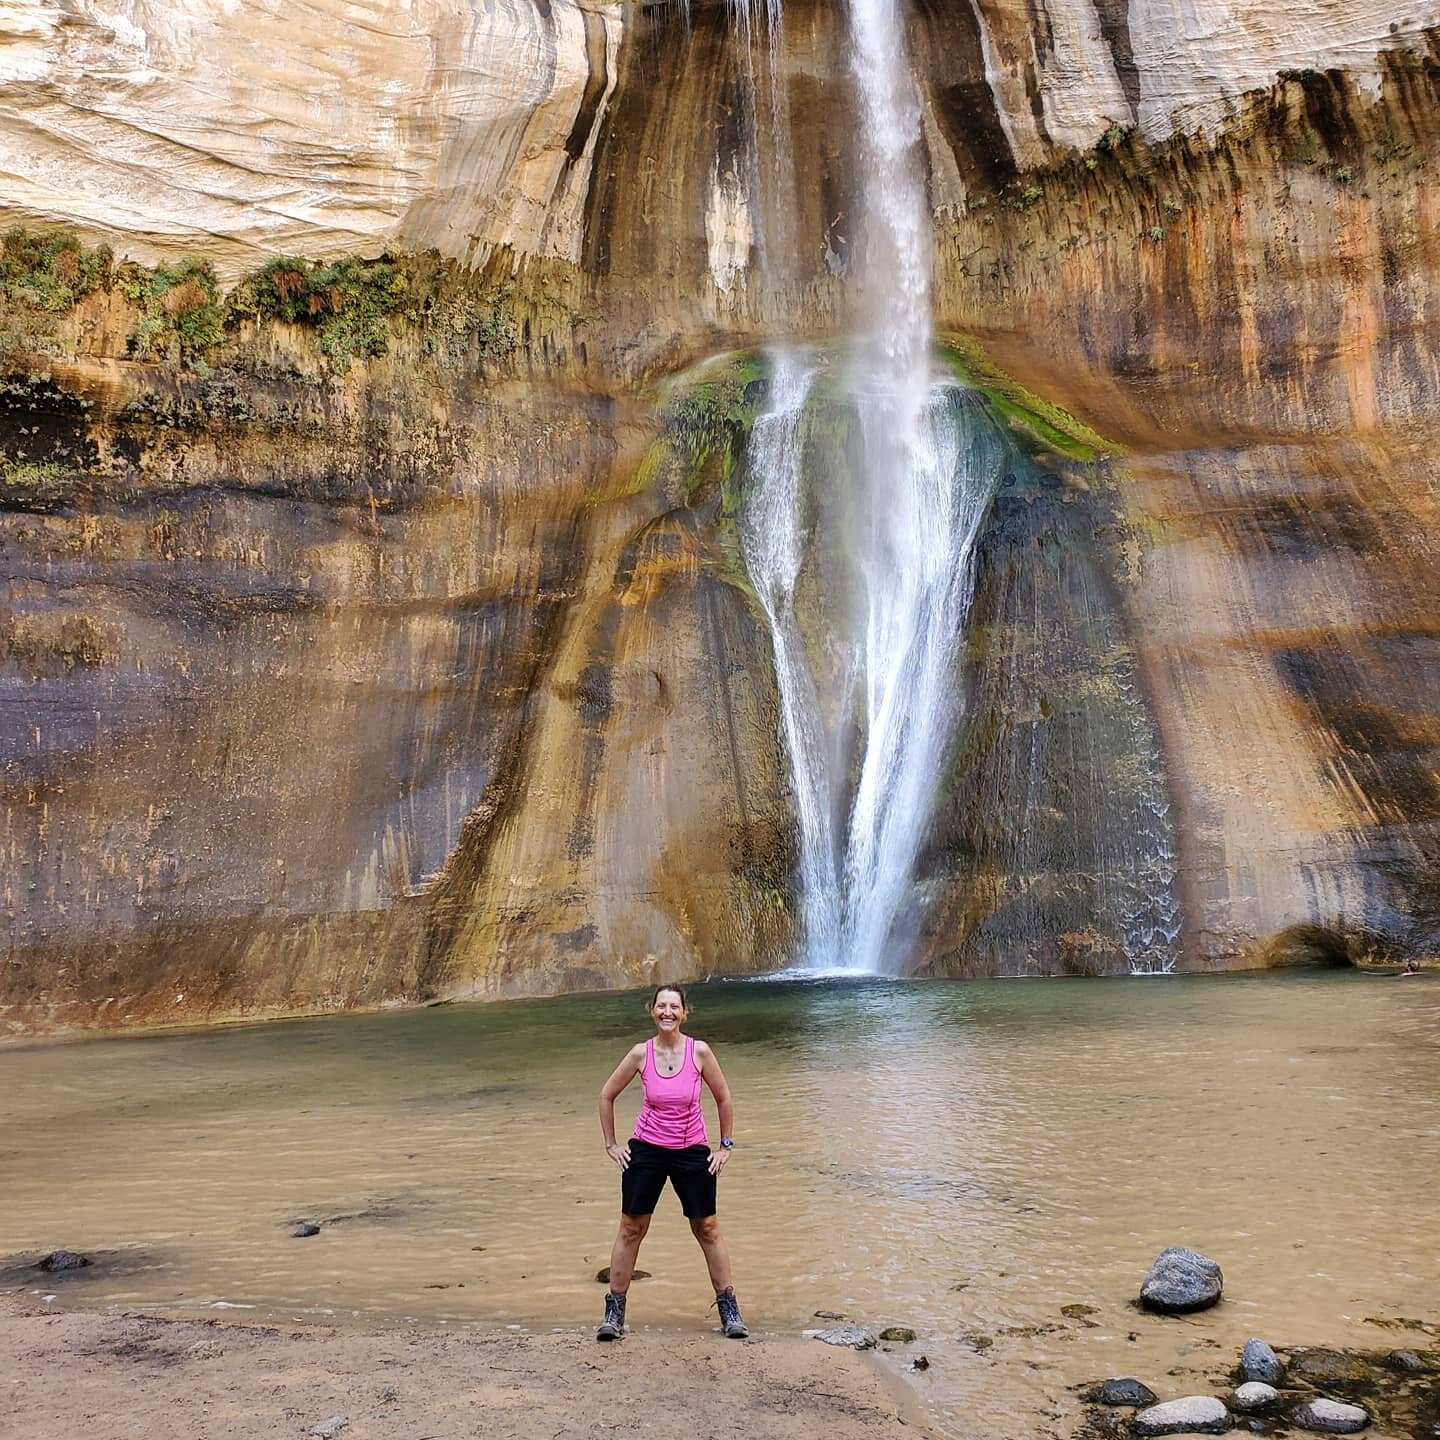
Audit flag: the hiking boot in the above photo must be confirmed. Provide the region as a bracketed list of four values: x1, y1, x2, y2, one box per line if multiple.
[714, 1287, 748, 1339]
[596, 1290, 626, 1341]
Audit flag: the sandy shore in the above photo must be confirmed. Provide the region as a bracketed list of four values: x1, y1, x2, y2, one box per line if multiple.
[1, 1300, 931, 1440]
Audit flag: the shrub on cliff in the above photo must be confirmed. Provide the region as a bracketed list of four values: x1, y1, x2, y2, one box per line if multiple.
[0, 227, 112, 312]
[120, 257, 227, 362]
[229, 256, 406, 364]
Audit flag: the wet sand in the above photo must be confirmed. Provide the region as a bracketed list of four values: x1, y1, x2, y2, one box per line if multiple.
[0, 1299, 929, 1440]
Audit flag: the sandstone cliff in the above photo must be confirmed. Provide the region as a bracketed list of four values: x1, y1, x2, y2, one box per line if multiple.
[2, 1, 1438, 1032]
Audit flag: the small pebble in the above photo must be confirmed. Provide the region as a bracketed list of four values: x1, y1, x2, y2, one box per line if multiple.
[910, 1355, 930, 1372]
[292, 1223, 321, 1238]
[1232, 1382, 1279, 1413]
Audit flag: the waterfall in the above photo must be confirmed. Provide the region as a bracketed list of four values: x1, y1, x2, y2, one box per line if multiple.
[726, 0, 1001, 973]
[738, 352, 843, 967]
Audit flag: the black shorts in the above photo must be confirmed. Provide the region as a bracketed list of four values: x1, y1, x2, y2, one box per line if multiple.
[621, 1137, 717, 1219]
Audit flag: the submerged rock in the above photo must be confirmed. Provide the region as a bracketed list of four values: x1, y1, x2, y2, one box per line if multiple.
[1288, 1349, 1372, 1384]
[1292, 1398, 1370, 1434]
[804, 1326, 877, 1350]
[1140, 1247, 1223, 1314]
[1132, 1396, 1232, 1435]
[595, 1268, 650, 1284]
[879, 1327, 917, 1343]
[1239, 1338, 1284, 1384]
[1232, 1382, 1280, 1413]
[1384, 1349, 1425, 1372]
[36, 1250, 90, 1272]
[292, 1223, 321, 1238]
[1083, 1378, 1157, 1407]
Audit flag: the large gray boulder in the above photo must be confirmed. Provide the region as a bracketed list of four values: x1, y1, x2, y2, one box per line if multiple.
[1240, 1337, 1284, 1384]
[1139, 1247, 1224, 1314]
[1132, 1396, 1232, 1435]
[1292, 1399, 1370, 1434]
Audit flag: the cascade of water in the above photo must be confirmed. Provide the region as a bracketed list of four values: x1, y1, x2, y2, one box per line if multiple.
[733, 0, 1002, 973]
[737, 352, 843, 967]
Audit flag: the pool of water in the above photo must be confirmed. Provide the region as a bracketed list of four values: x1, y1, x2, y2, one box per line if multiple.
[4, 974, 1438, 1436]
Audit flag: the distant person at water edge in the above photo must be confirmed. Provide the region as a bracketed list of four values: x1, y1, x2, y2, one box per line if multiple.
[595, 984, 747, 1342]
[1399, 958, 1421, 976]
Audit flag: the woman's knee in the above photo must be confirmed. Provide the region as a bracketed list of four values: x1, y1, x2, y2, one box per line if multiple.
[619, 1213, 651, 1243]
[688, 1214, 720, 1242]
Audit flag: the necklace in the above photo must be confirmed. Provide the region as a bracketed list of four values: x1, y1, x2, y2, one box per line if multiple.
[654, 1041, 683, 1074]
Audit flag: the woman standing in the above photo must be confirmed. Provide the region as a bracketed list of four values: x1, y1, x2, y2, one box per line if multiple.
[596, 984, 747, 1341]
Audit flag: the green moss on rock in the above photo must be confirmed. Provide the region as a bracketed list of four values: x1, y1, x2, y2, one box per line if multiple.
[939, 335, 1114, 463]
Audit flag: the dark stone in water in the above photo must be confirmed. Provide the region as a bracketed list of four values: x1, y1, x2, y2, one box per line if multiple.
[1384, 1349, 1425, 1372]
[1288, 1349, 1372, 1384]
[1084, 1378, 1158, 1407]
[1062, 1303, 1100, 1319]
[813, 1309, 847, 1321]
[1240, 1337, 1284, 1384]
[595, 1267, 650, 1284]
[37, 1250, 90, 1272]
[879, 1327, 917, 1342]
[1140, 1246, 1223, 1313]
[910, 1355, 930, 1371]
[293, 1223, 321, 1238]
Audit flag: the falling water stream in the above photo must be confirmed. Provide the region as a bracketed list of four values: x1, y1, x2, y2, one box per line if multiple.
[731, 0, 1002, 972]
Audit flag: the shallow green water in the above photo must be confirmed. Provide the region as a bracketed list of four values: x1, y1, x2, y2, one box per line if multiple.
[4, 974, 1439, 1436]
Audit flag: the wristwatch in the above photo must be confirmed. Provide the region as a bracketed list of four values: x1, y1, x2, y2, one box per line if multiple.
[720, 1137, 735, 1149]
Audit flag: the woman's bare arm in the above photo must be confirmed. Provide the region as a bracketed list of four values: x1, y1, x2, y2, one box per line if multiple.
[695, 1041, 735, 1173]
[599, 1044, 645, 1168]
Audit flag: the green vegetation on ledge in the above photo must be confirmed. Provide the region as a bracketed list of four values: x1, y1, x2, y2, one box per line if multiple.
[120, 257, 227, 362]
[0, 227, 112, 312]
[939, 335, 1115, 463]
[229, 256, 406, 365]
[0, 227, 518, 372]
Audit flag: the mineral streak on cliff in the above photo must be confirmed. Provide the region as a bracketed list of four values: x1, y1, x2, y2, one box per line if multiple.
[3, 4, 1440, 1033]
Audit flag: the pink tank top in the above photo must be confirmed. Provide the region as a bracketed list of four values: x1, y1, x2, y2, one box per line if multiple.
[632, 1036, 708, 1148]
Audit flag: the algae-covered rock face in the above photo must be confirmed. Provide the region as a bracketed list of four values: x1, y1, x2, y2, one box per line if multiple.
[4, 2, 1440, 1031]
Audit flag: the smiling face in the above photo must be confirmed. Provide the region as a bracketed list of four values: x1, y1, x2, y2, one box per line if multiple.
[649, 987, 687, 1037]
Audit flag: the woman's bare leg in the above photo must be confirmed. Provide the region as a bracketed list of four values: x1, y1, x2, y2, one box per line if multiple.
[608, 1213, 651, 1293]
[688, 1215, 732, 1293]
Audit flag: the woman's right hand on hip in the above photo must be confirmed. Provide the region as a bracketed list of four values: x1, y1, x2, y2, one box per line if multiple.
[606, 1142, 631, 1170]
